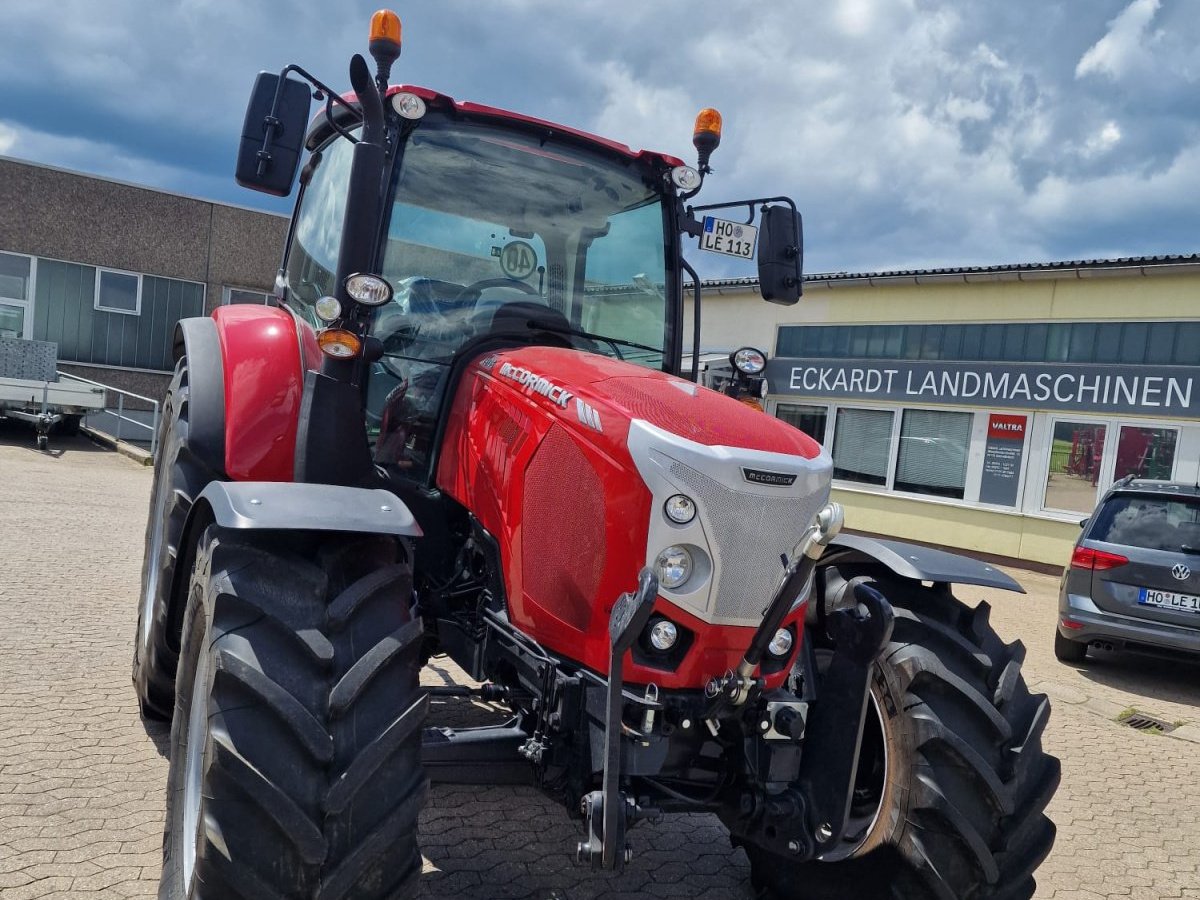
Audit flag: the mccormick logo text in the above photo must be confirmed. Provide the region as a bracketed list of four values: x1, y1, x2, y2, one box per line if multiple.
[497, 362, 574, 409]
[742, 468, 797, 487]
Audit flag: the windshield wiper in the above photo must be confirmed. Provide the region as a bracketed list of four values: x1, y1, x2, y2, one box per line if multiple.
[532, 321, 662, 361]
[1180, 544, 1200, 555]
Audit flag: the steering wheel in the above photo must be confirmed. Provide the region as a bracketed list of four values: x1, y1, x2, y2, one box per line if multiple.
[454, 277, 540, 303]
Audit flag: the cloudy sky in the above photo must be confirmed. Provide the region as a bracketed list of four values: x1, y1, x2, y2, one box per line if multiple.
[1, 0, 1197, 275]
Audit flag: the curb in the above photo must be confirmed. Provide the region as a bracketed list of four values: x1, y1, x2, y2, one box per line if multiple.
[81, 425, 154, 466]
[1034, 679, 1199, 745]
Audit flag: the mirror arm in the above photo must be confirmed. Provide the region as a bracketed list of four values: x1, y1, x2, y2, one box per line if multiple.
[680, 256, 703, 383]
[259, 64, 367, 170]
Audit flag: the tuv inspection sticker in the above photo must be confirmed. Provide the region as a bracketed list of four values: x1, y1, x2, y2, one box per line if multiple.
[699, 216, 758, 259]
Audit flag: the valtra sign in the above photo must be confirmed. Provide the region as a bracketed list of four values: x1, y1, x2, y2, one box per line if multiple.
[765, 358, 1198, 416]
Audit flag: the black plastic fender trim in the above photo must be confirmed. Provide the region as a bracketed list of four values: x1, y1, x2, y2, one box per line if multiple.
[825, 534, 1025, 594]
[172, 317, 225, 475]
[197, 481, 423, 537]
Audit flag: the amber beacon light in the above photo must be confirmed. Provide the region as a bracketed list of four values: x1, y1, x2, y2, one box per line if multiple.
[692, 107, 723, 172]
[369, 10, 403, 83]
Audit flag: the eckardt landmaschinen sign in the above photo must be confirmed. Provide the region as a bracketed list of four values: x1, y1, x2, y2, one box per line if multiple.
[765, 358, 1197, 416]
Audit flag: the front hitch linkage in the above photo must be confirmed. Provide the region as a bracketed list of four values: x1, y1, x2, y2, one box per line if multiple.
[704, 503, 845, 730]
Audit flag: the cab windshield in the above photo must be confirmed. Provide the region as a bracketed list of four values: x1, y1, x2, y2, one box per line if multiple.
[375, 116, 670, 369]
[284, 114, 672, 481]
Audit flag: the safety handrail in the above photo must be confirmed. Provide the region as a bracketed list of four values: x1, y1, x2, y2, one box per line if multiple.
[56, 370, 160, 458]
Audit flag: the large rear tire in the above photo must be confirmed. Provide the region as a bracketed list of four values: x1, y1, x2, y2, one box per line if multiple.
[748, 571, 1059, 900]
[134, 358, 216, 720]
[159, 526, 429, 899]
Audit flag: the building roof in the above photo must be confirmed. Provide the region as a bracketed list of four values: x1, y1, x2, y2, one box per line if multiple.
[0, 154, 288, 220]
[699, 253, 1200, 291]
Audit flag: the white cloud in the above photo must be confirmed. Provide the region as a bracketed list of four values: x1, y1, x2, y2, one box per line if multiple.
[0, 0, 1196, 271]
[1076, 0, 1161, 80]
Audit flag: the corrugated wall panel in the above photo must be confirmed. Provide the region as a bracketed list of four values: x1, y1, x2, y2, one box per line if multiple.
[33, 260, 203, 370]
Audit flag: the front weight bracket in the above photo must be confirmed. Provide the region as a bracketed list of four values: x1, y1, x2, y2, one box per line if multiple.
[577, 567, 658, 871]
[797, 582, 894, 854]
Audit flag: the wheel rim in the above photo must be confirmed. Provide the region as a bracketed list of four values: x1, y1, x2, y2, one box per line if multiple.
[182, 637, 212, 890]
[138, 420, 173, 654]
[818, 688, 888, 862]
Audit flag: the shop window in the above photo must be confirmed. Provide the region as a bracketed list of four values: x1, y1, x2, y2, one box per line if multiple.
[94, 269, 141, 315]
[832, 408, 894, 486]
[893, 409, 972, 499]
[1120, 322, 1148, 364]
[980, 324, 1004, 360]
[1024, 323, 1048, 361]
[1045, 323, 1070, 362]
[1068, 323, 1096, 362]
[942, 324, 964, 360]
[960, 324, 983, 360]
[1095, 323, 1122, 363]
[920, 324, 943, 360]
[1175, 322, 1200, 366]
[1044, 420, 1106, 513]
[1113, 426, 1177, 482]
[776, 404, 828, 444]
[1146, 323, 1175, 364]
[901, 325, 923, 359]
[223, 287, 271, 305]
[1001, 324, 1025, 361]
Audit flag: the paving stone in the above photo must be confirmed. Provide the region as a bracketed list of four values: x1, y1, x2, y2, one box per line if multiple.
[1, 423, 1198, 899]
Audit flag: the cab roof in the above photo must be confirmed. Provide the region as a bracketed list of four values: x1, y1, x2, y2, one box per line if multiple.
[307, 84, 686, 170]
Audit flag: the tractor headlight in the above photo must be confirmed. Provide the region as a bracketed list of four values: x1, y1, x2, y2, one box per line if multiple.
[663, 494, 696, 525]
[344, 273, 394, 306]
[670, 165, 702, 191]
[648, 619, 679, 651]
[731, 346, 767, 375]
[314, 296, 342, 323]
[655, 545, 693, 590]
[391, 91, 427, 120]
[768, 628, 794, 657]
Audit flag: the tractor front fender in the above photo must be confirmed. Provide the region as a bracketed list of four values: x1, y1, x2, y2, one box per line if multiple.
[211, 305, 311, 482]
[197, 481, 423, 537]
[172, 317, 225, 475]
[823, 534, 1024, 593]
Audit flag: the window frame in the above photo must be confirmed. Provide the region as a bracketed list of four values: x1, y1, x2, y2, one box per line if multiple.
[93, 267, 142, 316]
[222, 286, 273, 306]
[0, 250, 36, 340]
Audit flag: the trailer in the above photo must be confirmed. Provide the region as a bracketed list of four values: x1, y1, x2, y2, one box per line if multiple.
[0, 337, 105, 450]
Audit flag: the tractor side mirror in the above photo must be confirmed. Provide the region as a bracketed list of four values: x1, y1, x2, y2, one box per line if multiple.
[235, 72, 312, 197]
[757, 205, 804, 305]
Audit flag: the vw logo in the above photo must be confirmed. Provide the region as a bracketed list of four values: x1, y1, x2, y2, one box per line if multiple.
[1172, 563, 1192, 581]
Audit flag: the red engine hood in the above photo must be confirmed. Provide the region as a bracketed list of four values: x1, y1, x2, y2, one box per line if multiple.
[434, 345, 823, 690]
[471, 346, 822, 460]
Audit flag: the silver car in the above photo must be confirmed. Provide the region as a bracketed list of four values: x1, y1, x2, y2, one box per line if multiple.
[1056, 478, 1200, 662]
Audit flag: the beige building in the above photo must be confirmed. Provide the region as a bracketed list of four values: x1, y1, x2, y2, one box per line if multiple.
[691, 256, 1200, 566]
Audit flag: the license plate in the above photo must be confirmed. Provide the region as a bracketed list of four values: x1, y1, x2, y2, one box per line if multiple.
[699, 216, 758, 259]
[1138, 587, 1200, 614]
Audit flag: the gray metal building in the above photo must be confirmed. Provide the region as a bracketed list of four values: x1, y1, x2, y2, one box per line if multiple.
[0, 156, 287, 402]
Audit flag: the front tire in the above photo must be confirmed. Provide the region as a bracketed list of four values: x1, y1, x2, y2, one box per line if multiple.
[160, 526, 429, 899]
[749, 572, 1060, 900]
[134, 358, 215, 720]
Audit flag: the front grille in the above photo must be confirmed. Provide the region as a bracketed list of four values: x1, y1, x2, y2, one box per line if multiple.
[669, 461, 827, 622]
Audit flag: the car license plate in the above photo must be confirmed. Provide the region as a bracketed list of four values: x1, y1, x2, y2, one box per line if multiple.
[1138, 587, 1200, 614]
[699, 216, 758, 259]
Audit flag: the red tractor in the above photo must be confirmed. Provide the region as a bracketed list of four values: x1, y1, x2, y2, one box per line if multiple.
[135, 12, 1058, 899]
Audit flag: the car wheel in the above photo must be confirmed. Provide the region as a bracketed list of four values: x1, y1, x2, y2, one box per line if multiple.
[1053, 629, 1087, 663]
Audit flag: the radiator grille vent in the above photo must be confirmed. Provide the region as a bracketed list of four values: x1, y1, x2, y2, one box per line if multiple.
[670, 461, 826, 622]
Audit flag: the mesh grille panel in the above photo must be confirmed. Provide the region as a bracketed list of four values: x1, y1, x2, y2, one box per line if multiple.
[523, 424, 606, 629]
[670, 461, 826, 622]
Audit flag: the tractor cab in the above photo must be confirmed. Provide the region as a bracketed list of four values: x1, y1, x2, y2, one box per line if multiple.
[234, 16, 803, 488]
[281, 98, 681, 480]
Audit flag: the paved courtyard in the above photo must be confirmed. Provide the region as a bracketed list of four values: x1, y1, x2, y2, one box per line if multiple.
[1, 423, 1198, 899]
